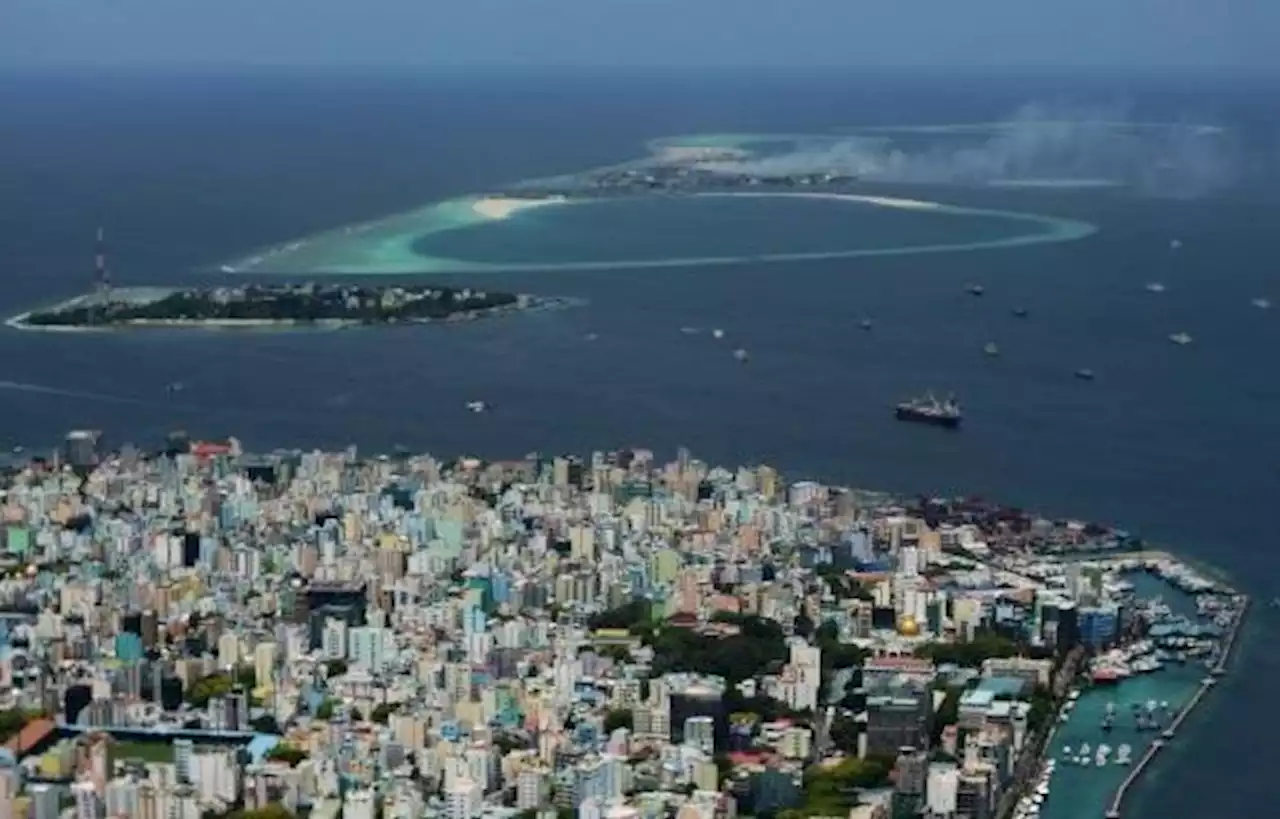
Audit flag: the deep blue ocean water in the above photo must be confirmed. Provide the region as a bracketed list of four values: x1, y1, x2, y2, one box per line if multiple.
[1, 69, 1279, 816]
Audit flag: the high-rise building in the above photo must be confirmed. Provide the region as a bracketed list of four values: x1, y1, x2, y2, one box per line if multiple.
[254, 641, 278, 689]
[322, 617, 348, 660]
[0, 767, 18, 819]
[684, 716, 715, 753]
[71, 780, 100, 819]
[342, 789, 376, 819]
[347, 626, 391, 672]
[104, 776, 139, 819]
[29, 784, 59, 819]
[173, 739, 194, 784]
[444, 778, 482, 819]
[65, 430, 102, 470]
[787, 640, 822, 713]
[516, 768, 548, 810]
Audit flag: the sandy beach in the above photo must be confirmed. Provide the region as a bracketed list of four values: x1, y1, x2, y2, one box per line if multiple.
[471, 195, 569, 220]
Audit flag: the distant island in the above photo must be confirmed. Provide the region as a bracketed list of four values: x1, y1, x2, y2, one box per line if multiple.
[10, 283, 573, 331]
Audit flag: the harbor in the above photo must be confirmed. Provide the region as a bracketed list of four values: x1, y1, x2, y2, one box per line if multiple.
[1020, 568, 1246, 819]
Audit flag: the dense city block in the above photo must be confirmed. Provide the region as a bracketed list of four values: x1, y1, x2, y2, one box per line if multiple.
[0, 438, 1244, 819]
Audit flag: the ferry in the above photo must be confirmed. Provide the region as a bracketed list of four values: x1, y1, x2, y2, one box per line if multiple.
[896, 393, 962, 429]
[1252, 298, 1271, 309]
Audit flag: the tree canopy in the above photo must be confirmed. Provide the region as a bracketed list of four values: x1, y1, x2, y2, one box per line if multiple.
[266, 744, 308, 766]
[1026, 685, 1056, 732]
[782, 756, 895, 819]
[187, 674, 235, 708]
[913, 633, 1020, 668]
[315, 698, 338, 720]
[646, 613, 787, 683]
[224, 805, 296, 819]
[588, 600, 653, 632]
[603, 709, 633, 734]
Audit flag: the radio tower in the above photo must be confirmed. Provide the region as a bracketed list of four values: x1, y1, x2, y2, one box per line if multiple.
[94, 227, 111, 296]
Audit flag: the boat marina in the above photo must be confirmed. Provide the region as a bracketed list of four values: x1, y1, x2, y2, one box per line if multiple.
[1026, 562, 1247, 819]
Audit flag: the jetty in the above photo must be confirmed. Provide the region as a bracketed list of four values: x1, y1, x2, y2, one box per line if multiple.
[1104, 594, 1249, 819]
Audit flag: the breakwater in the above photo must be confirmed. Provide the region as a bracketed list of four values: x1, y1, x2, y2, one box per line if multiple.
[1104, 595, 1249, 819]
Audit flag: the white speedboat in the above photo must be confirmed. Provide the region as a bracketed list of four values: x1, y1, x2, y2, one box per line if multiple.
[733, 348, 749, 362]
[1169, 332, 1193, 345]
[1146, 282, 1167, 293]
[1252, 298, 1271, 309]
[466, 401, 489, 413]
[712, 328, 725, 339]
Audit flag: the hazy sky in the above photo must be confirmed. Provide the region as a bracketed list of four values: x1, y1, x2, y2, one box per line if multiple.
[2, 0, 1276, 73]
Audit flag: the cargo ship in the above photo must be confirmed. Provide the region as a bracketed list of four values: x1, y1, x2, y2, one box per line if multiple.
[895, 394, 961, 428]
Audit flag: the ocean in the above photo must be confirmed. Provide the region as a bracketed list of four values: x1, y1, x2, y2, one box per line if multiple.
[1, 68, 1278, 816]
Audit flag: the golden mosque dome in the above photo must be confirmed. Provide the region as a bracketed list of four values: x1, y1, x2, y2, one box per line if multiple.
[897, 614, 921, 637]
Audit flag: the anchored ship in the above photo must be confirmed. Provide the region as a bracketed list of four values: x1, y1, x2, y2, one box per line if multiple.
[895, 393, 961, 428]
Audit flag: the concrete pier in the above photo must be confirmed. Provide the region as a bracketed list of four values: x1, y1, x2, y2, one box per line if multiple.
[1103, 595, 1248, 818]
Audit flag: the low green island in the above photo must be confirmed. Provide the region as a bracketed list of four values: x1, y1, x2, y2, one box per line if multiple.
[10, 283, 572, 331]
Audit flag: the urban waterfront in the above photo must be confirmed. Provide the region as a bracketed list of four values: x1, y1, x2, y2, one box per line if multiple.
[0, 71, 1277, 819]
[0, 433, 1249, 819]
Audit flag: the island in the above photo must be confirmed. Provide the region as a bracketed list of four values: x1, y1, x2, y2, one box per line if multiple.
[9, 282, 574, 330]
[0, 438, 1247, 819]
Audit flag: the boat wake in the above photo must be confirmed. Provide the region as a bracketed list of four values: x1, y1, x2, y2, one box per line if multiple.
[0, 380, 149, 405]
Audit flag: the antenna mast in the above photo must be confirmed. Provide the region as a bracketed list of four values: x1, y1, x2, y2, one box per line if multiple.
[94, 227, 111, 295]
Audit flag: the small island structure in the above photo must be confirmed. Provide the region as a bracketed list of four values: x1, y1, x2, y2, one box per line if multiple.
[7, 230, 573, 331]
